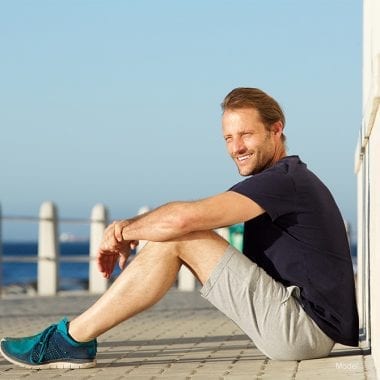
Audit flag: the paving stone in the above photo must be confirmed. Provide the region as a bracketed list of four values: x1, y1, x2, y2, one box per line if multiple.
[0, 290, 377, 379]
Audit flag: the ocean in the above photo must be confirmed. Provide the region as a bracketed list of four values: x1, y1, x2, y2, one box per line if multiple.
[1, 241, 122, 291]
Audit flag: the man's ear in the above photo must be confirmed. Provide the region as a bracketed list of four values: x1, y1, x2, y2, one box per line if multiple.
[271, 121, 284, 137]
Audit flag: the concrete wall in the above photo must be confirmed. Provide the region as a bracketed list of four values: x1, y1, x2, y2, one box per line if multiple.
[356, 0, 380, 373]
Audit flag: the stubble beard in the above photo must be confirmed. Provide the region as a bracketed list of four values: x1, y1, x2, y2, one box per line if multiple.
[236, 150, 273, 177]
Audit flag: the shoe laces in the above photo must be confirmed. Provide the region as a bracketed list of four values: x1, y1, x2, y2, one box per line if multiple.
[32, 324, 59, 364]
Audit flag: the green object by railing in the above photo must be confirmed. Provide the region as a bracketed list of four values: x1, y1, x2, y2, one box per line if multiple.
[229, 224, 244, 252]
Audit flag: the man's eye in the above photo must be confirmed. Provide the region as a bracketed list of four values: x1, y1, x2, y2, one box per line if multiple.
[224, 137, 232, 143]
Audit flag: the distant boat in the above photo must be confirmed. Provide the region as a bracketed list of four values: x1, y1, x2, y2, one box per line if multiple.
[59, 233, 87, 243]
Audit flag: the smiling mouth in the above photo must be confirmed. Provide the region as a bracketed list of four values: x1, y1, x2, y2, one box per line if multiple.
[236, 154, 253, 162]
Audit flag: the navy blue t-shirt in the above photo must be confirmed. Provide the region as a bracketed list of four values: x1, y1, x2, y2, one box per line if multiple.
[229, 155, 359, 346]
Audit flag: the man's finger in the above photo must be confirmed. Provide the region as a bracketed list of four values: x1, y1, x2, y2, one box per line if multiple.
[114, 222, 123, 242]
[118, 251, 129, 270]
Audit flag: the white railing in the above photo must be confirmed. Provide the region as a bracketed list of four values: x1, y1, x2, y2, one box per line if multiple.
[0, 202, 109, 296]
[0, 202, 239, 296]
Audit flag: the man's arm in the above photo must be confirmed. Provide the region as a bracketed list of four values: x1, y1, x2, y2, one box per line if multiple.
[97, 191, 264, 277]
[116, 191, 264, 242]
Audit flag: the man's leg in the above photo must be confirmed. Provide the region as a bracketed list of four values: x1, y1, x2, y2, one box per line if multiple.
[199, 245, 335, 360]
[68, 230, 229, 342]
[0, 230, 228, 369]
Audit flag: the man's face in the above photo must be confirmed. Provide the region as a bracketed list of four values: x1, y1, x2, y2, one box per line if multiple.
[222, 108, 280, 176]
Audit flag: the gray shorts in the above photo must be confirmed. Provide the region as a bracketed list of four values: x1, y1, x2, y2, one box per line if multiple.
[200, 245, 334, 360]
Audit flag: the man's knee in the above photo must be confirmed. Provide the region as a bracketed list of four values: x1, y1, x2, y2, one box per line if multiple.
[175, 230, 229, 254]
[179, 229, 225, 241]
[138, 230, 229, 273]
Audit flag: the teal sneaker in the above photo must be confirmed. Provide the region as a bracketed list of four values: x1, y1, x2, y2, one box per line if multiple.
[0, 318, 97, 369]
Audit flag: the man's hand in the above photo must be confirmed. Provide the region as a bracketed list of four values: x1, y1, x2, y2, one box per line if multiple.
[97, 221, 138, 279]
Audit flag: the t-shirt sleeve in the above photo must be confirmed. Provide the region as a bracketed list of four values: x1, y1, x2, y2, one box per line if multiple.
[229, 167, 296, 220]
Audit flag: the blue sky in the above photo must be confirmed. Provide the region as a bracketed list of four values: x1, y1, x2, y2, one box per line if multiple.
[0, 0, 362, 241]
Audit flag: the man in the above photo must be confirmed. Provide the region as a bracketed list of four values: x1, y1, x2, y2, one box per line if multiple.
[0, 88, 358, 368]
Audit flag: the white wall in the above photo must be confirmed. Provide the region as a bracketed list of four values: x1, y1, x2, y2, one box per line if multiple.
[356, 0, 380, 374]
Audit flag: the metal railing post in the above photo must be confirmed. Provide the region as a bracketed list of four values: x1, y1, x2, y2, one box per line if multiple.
[178, 266, 196, 291]
[37, 202, 59, 295]
[136, 206, 150, 253]
[89, 204, 109, 293]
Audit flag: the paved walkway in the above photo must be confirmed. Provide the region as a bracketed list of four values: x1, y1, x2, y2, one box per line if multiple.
[0, 289, 377, 379]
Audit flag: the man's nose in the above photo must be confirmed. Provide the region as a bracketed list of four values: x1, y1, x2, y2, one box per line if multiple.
[231, 138, 246, 155]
